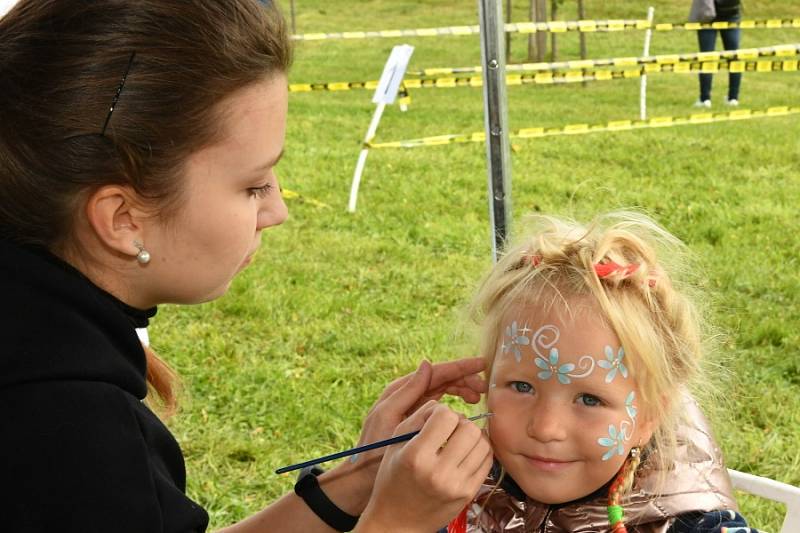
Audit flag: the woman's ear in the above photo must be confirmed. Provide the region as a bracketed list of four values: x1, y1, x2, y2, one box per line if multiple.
[84, 185, 148, 259]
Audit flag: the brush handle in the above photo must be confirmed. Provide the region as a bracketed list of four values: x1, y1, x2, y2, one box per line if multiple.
[274, 412, 491, 475]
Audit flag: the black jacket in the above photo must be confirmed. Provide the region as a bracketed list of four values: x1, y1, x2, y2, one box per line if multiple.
[714, 0, 742, 22]
[0, 239, 209, 532]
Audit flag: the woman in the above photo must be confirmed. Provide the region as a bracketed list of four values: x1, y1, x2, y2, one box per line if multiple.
[0, 1, 493, 531]
[689, 0, 744, 107]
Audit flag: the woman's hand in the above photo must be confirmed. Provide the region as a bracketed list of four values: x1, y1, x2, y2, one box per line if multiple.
[324, 358, 486, 515]
[356, 402, 493, 532]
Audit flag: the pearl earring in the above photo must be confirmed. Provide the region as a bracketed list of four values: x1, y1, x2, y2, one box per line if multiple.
[133, 240, 151, 264]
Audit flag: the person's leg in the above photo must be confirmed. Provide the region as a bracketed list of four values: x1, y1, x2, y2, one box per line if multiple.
[720, 27, 742, 101]
[697, 29, 717, 102]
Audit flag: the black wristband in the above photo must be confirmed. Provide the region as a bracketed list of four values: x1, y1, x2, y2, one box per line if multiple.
[294, 470, 360, 532]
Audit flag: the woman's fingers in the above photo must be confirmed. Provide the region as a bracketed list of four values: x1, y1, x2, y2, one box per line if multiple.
[426, 358, 486, 396]
[432, 417, 491, 474]
[397, 402, 459, 446]
[358, 403, 492, 532]
[455, 429, 493, 478]
[374, 357, 486, 408]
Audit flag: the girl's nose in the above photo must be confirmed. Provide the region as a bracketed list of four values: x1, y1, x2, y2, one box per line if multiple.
[527, 403, 568, 442]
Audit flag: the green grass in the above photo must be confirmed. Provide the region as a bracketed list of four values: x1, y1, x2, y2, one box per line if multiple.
[152, 1, 800, 530]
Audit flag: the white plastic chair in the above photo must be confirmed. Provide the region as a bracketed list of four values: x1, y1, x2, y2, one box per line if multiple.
[728, 469, 800, 533]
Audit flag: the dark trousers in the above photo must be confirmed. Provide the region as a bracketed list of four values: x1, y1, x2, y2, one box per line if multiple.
[697, 27, 742, 101]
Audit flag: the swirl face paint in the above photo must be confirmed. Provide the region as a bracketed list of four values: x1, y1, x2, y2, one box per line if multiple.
[486, 304, 653, 505]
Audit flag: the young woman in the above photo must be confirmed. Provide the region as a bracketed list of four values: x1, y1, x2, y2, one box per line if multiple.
[0, 1, 492, 531]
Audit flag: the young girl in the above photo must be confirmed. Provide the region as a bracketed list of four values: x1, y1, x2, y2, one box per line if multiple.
[448, 212, 759, 533]
[0, 1, 491, 531]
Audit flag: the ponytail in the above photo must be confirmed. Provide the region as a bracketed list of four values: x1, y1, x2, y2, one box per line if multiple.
[143, 345, 179, 417]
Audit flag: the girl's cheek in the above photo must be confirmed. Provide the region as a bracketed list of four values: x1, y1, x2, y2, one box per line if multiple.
[488, 389, 525, 418]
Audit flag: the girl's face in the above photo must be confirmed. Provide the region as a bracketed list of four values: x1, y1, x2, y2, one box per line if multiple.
[487, 302, 655, 504]
[142, 75, 289, 304]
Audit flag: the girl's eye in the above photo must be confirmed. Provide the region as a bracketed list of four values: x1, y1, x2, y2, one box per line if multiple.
[577, 393, 603, 407]
[248, 183, 274, 198]
[510, 381, 534, 394]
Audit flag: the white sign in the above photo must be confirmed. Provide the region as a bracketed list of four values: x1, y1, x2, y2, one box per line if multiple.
[372, 44, 414, 105]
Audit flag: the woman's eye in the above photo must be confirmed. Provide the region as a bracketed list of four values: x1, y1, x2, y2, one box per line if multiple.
[577, 393, 602, 407]
[248, 183, 274, 198]
[510, 381, 533, 394]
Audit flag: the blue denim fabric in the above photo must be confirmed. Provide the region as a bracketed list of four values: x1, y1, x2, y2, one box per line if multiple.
[697, 25, 742, 101]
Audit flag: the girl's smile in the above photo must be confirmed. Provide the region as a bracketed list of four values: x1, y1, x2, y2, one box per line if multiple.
[524, 455, 578, 473]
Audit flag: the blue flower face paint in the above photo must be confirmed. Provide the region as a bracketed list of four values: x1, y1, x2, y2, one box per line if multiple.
[599, 346, 628, 383]
[502, 321, 531, 362]
[598, 391, 637, 461]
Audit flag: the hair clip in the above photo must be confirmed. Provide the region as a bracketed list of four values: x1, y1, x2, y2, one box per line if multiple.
[101, 51, 136, 136]
[594, 261, 639, 279]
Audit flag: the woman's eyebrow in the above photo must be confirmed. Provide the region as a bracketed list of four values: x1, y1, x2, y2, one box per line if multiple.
[251, 148, 285, 173]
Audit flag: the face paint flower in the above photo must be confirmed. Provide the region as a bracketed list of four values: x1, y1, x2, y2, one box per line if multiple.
[502, 321, 531, 362]
[598, 424, 626, 461]
[598, 345, 628, 383]
[625, 391, 637, 420]
[534, 347, 576, 384]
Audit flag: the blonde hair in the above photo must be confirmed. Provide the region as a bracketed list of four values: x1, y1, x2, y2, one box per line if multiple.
[471, 210, 711, 490]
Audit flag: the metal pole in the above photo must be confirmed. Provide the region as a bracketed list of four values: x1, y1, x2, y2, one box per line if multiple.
[290, 0, 297, 35]
[505, 0, 512, 60]
[478, 0, 513, 262]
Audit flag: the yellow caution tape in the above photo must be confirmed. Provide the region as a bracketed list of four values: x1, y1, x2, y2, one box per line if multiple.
[281, 188, 330, 209]
[290, 57, 799, 93]
[408, 43, 800, 76]
[292, 19, 800, 41]
[365, 107, 800, 148]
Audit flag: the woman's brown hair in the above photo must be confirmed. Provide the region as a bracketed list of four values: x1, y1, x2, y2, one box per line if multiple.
[0, 0, 292, 411]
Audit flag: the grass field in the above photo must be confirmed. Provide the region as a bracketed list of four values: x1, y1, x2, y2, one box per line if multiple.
[152, 1, 800, 530]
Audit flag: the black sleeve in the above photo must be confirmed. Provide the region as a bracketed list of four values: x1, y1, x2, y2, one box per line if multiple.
[0, 381, 207, 532]
[668, 509, 761, 533]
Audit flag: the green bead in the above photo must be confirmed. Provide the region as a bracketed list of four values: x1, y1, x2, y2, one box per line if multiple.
[608, 505, 624, 525]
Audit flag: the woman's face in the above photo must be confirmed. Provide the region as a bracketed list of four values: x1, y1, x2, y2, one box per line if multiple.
[143, 75, 289, 304]
[486, 303, 654, 504]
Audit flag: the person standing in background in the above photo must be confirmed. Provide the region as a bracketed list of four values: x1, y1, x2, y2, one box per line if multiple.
[689, 0, 744, 108]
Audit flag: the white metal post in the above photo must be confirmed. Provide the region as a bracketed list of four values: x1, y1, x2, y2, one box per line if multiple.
[347, 45, 414, 213]
[348, 103, 386, 212]
[640, 6, 655, 120]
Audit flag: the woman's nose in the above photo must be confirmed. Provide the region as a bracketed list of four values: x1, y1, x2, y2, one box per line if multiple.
[256, 176, 288, 231]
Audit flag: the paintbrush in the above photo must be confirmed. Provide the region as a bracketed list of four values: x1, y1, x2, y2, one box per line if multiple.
[275, 412, 493, 475]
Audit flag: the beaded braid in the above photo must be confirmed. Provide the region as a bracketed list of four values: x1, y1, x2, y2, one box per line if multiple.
[607, 447, 642, 533]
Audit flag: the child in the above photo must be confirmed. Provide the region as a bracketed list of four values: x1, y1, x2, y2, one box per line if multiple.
[448, 212, 759, 533]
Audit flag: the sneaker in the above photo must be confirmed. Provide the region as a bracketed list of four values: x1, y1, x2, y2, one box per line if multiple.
[694, 99, 712, 108]
[726, 99, 739, 107]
